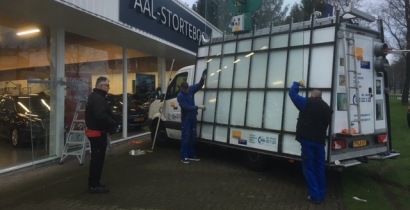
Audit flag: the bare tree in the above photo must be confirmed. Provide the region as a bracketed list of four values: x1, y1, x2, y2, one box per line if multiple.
[372, 0, 409, 105]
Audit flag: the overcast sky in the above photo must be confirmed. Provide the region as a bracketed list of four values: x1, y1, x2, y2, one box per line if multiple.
[179, 0, 300, 9]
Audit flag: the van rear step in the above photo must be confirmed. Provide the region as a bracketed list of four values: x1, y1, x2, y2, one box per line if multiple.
[367, 152, 400, 160]
[333, 159, 361, 168]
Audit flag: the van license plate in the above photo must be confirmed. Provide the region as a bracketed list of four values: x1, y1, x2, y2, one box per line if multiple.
[134, 118, 144, 122]
[353, 140, 367, 147]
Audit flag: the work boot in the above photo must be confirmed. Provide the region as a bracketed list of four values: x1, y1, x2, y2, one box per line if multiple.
[88, 186, 109, 194]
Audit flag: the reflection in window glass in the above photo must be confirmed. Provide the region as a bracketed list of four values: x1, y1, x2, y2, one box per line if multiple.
[0, 12, 52, 170]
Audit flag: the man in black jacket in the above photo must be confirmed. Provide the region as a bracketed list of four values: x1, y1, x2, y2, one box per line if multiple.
[85, 76, 117, 193]
[288, 80, 333, 204]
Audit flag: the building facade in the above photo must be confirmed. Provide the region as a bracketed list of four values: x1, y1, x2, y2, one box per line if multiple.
[0, 0, 220, 173]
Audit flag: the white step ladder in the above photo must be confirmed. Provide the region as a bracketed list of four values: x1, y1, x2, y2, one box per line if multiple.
[60, 99, 89, 165]
[341, 31, 362, 134]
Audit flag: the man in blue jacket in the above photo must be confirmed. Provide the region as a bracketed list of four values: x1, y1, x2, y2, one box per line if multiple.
[288, 79, 333, 204]
[177, 69, 207, 164]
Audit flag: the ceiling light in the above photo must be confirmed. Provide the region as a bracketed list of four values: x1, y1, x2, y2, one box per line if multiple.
[17, 29, 40, 36]
[261, 46, 268, 50]
[233, 59, 241, 63]
[245, 52, 254, 57]
[207, 59, 213, 62]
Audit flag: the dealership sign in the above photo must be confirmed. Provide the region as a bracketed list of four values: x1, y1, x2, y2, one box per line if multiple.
[120, 0, 212, 52]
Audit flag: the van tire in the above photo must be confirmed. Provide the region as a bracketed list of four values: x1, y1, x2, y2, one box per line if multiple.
[242, 151, 270, 171]
[151, 120, 171, 147]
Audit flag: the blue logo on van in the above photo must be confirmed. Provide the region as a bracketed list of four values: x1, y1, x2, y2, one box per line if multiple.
[360, 61, 370, 69]
[238, 138, 247, 145]
[258, 136, 265, 144]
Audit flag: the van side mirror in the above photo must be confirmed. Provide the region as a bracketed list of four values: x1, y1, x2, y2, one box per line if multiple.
[155, 88, 164, 100]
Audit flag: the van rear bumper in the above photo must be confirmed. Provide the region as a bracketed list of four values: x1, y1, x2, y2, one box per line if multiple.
[328, 151, 400, 170]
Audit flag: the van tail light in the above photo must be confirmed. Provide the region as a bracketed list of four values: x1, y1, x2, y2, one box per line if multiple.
[332, 139, 346, 150]
[376, 134, 388, 144]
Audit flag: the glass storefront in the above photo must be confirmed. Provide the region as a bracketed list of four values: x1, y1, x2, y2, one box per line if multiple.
[0, 11, 188, 172]
[0, 12, 51, 170]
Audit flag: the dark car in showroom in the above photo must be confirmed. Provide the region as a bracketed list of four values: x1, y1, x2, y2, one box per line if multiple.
[0, 94, 50, 147]
[106, 94, 148, 131]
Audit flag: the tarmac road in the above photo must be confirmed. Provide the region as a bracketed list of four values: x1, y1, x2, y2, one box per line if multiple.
[0, 135, 345, 210]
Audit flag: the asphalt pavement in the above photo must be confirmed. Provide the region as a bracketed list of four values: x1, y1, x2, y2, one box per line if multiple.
[0, 135, 346, 210]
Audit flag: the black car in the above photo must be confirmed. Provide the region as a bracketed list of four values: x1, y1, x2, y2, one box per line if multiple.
[106, 94, 148, 131]
[0, 94, 50, 147]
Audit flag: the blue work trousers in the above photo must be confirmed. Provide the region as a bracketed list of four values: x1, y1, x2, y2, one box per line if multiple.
[301, 141, 326, 201]
[181, 118, 197, 159]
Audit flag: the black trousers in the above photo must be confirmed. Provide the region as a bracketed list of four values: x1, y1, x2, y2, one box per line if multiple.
[88, 134, 107, 188]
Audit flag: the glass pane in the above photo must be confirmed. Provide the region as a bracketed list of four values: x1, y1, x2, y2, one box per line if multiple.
[290, 31, 310, 46]
[196, 58, 208, 81]
[127, 52, 159, 138]
[252, 37, 269, 51]
[249, 53, 268, 88]
[264, 91, 284, 130]
[198, 46, 209, 57]
[219, 56, 234, 88]
[207, 58, 220, 88]
[309, 46, 333, 88]
[203, 91, 216, 123]
[28, 80, 53, 169]
[246, 91, 264, 128]
[216, 91, 231, 124]
[267, 51, 287, 88]
[286, 48, 309, 88]
[200, 124, 213, 140]
[215, 126, 228, 143]
[237, 40, 252, 53]
[270, 34, 288, 49]
[0, 12, 51, 171]
[230, 91, 246, 126]
[233, 54, 250, 88]
[223, 42, 236, 54]
[65, 32, 125, 142]
[210, 44, 222, 56]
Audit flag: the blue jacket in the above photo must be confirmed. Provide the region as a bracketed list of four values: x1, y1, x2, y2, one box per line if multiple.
[177, 78, 204, 121]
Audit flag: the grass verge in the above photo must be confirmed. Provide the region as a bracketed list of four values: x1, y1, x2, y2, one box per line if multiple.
[342, 99, 410, 210]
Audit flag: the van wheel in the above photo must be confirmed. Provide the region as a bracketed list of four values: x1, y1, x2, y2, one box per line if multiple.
[11, 128, 23, 148]
[151, 121, 171, 147]
[242, 151, 270, 171]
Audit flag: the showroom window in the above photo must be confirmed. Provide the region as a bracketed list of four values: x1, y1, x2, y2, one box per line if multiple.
[0, 12, 51, 171]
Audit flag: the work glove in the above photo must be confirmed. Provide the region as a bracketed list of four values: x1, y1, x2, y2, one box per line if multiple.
[298, 79, 305, 87]
[198, 105, 206, 110]
[202, 69, 207, 80]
